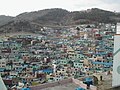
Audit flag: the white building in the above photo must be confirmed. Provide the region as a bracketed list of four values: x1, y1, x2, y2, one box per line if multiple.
[0, 58, 6, 68]
[112, 23, 120, 87]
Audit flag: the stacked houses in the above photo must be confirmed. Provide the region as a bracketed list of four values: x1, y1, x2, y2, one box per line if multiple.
[0, 23, 115, 89]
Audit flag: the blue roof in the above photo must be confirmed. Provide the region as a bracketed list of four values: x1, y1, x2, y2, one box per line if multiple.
[104, 62, 113, 66]
[84, 77, 92, 82]
[21, 88, 31, 90]
[75, 87, 85, 90]
[92, 61, 112, 66]
[16, 68, 23, 72]
[94, 53, 106, 55]
[39, 69, 53, 73]
[22, 64, 28, 68]
[0, 68, 5, 72]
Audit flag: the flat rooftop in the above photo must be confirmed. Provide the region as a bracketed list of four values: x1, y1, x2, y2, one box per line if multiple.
[41, 83, 79, 90]
[31, 73, 114, 90]
[41, 74, 112, 90]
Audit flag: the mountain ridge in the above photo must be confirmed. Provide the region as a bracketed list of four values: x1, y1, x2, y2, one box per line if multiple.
[0, 15, 14, 26]
[0, 8, 120, 33]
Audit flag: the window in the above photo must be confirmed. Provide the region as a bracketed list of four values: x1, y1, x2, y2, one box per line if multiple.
[2, 62, 5, 64]
[12, 81, 14, 84]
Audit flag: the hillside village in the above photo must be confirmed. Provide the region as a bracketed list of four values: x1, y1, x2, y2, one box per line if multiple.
[0, 23, 116, 90]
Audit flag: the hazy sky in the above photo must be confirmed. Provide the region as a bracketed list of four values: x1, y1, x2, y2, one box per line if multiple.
[0, 0, 120, 16]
